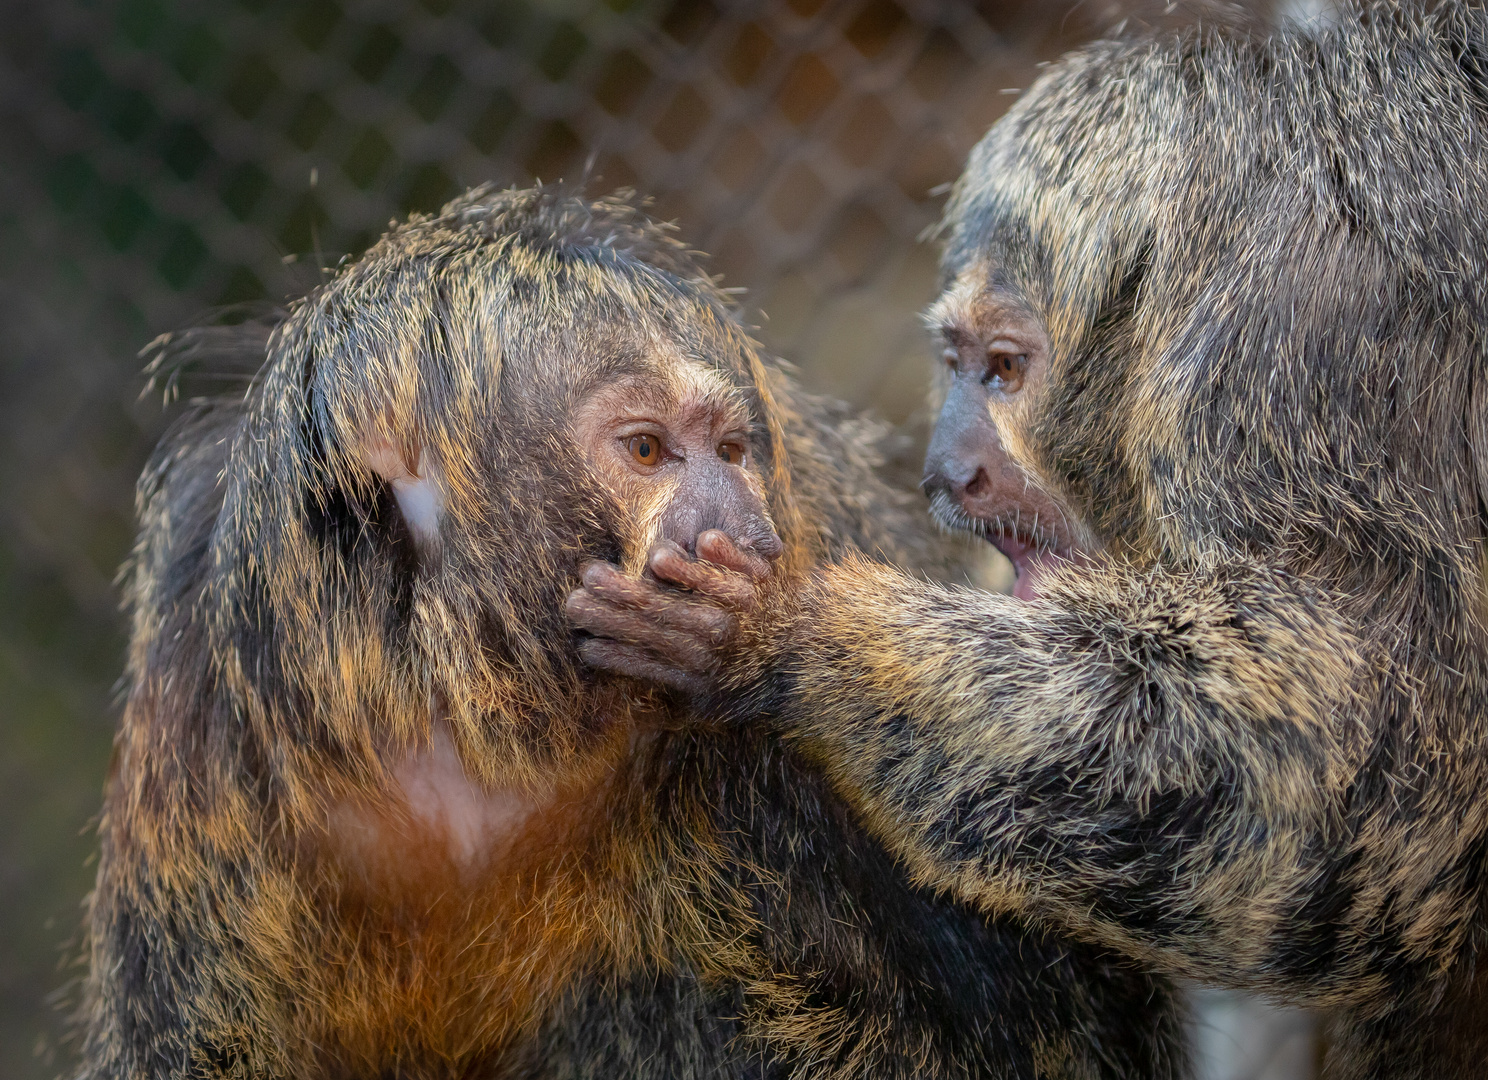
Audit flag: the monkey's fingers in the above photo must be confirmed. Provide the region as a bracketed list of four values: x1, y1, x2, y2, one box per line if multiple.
[577, 561, 666, 609]
[577, 638, 707, 696]
[575, 564, 740, 637]
[647, 542, 761, 611]
[566, 588, 730, 670]
[695, 530, 772, 581]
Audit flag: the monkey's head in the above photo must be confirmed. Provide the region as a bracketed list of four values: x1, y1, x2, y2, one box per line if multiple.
[921, 11, 1488, 598]
[211, 187, 797, 788]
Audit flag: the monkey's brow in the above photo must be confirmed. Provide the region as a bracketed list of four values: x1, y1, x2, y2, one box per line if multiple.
[657, 358, 753, 421]
[940, 325, 978, 349]
[610, 370, 753, 428]
[692, 389, 753, 432]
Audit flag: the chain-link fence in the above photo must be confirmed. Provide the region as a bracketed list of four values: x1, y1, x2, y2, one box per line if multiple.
[8, 0, 1145, 411]
[0, 0, 1315, 1076]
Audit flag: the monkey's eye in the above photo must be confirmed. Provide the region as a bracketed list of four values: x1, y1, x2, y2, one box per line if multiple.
[986, 351, 1028, 392]
[717, 442, 746, 466]
[627, 434, 663, 467]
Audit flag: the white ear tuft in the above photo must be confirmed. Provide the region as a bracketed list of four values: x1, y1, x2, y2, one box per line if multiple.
[364, 439, 445, 549]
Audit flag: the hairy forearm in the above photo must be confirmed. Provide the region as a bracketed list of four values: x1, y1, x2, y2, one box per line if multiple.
[776, 555, 1382, 1000]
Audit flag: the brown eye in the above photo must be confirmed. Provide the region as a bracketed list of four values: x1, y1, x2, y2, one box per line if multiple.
[717, 442, 745, 466]
[628, 434, 662, 466]
[987, 351, 1028, 392]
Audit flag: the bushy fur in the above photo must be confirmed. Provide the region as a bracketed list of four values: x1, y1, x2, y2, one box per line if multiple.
[745, 4, 1488, 1077]
[78, 187, 1185, 1079]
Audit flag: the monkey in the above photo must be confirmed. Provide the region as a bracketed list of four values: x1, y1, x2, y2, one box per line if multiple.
[77, 184, 1187, 1080]
[565, 4, 1488, 1077]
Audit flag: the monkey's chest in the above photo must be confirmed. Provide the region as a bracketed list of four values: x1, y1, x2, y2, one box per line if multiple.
[327, 722, 564, 878]
[303, 730, 652, 1068]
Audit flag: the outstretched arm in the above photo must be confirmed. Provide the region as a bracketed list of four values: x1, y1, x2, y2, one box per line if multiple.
[775, 555, 1382, 1000]
[571, 548, 1472, 1008]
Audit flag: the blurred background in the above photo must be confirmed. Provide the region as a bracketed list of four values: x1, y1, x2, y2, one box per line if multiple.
[0, 0, 1319, 1076]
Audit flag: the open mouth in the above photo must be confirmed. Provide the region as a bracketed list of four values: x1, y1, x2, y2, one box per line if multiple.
[925, 489, 1072, 602]
[984, 531, 1067, 602]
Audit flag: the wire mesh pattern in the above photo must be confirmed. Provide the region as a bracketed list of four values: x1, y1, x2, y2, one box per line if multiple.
[11, 0, 1126, 415]
[0, 1, 1311, 1077]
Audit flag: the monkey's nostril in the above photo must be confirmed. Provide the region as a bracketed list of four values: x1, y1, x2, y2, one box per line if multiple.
[965, 468, 991, 499]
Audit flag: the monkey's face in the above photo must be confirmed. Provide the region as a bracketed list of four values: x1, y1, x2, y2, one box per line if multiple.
[222, 187, 810, 785]
[922, 266, 1096, 600]
[344, 294, 786, 753]
[569, 356, 783, 578]
[918, 42, 1179, 599]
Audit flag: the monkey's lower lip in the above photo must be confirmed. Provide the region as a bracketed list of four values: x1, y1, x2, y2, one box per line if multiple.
[987, 533, 1065, 602]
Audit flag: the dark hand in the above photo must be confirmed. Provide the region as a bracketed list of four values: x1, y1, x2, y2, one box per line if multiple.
[565, 530, 771, 696]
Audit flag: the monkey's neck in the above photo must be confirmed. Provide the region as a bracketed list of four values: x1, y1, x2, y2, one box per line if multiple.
[325, 713, 633, 892]
[391, 720, 547, 870]
[301, 714, 663, 1067]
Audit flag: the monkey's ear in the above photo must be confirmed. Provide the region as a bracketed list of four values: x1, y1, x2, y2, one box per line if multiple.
[363, 436, 444, 550]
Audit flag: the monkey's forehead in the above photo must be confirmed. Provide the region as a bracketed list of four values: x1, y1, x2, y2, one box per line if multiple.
[924, 264, 1032, 331]
[614, 342, 752, 417]
[524, 296, 763, 406]
[942, 56, 1168, 255]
